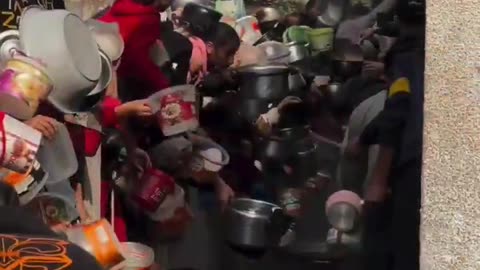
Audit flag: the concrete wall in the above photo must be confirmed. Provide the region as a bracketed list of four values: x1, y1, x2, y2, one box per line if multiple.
[421, 1, 480, 269]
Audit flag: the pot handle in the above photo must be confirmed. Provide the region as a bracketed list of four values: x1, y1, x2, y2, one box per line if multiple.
[266, 207, 294, 247]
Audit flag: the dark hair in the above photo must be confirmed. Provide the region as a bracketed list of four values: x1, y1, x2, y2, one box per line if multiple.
[181, 3, 222, 39]
[133, 0, 155, 5]
[205, 22, 240, 51]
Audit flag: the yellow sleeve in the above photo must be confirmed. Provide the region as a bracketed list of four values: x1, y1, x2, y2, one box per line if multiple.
[388, 77, 411, 97]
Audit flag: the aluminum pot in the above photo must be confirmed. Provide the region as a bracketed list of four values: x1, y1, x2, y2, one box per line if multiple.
[255, 136, 289, 168]
[288, 70, 307, 92]
[79, 50, 112, 110]
[237, 64, 290, 99]
[331, 60, 363, 79]
[224, 198, 287, 249]
[286, 41, 310, 64]
[236, 98, 278, 123]
[255, 7, 281, 24]
[317, 0, 348, 27]
[19, 6, 102, 113]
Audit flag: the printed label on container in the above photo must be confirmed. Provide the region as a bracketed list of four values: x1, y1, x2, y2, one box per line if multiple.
[0, 114, 41, 174]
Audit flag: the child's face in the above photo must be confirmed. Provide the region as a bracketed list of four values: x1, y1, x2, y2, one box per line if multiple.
[208, 44, 239, 71]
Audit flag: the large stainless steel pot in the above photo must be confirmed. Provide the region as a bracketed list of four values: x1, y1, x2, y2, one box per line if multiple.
[286, 41, 310, 64]
[288, 70, 307, 93]
[224, 198, 286, 249]
[236, 98, 278, 123]
[237, 64, 290, 99]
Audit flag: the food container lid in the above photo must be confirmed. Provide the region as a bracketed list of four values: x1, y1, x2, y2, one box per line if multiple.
[188, 133, 230, 169]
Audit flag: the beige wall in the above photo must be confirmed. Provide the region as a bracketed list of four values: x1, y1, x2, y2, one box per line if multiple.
[421, 1, 480, 269]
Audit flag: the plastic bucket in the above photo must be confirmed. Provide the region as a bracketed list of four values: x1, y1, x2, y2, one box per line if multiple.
[235, 16, 262, 45]
[307, 28, 334, 52]
[37, 123, 78, 183]
[132, 168, 176, 212]
[148, 85, 198, 137]
[66, 219, 125, 269]
[188, 133, 230, 184]
[284, 26, 311, 44]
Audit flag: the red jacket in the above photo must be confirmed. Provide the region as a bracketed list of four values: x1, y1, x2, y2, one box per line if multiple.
[100, 0, 170, 97]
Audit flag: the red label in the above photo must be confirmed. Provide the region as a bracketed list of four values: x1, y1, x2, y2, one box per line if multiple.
[133, 170, 175, 212]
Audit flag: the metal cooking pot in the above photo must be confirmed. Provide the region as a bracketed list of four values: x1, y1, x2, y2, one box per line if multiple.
[237, 64, 290, 99]
[20, 6, 102, 113]
[331, 60, 363, 79]
[326, 82, 342, 97]
[224, 198, 289, 249]
[287, 139, 319, 181]
[286, 41, 310, 64]
[236, 99, 278, 123]
[276, 125, 311, 140]
[255, 136, 290, 169]
[317, 0, 348, 27]
[79, 50, 112, 110]
[288, 70, 307, 93]
[255, 7, 281, 24]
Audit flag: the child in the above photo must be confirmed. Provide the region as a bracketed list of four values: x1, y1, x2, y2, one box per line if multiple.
[189, 22, 241, 85]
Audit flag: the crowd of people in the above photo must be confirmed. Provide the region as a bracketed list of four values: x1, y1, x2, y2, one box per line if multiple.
[0, 0, 425, 269]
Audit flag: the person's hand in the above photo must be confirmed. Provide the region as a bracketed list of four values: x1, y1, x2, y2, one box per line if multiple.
[50, 222, 71, 234]
[215, 177, 235, 212]
[116, 99, 153, 118]
[25, 115, 59, 140]
[364, 184, 390, 202]
[358, 27, 377, 44]
[362, 61, 385, 77]
[75, 183, 91, 223]
[278, 96, 302, 111]
[344, 137, 364, 158]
